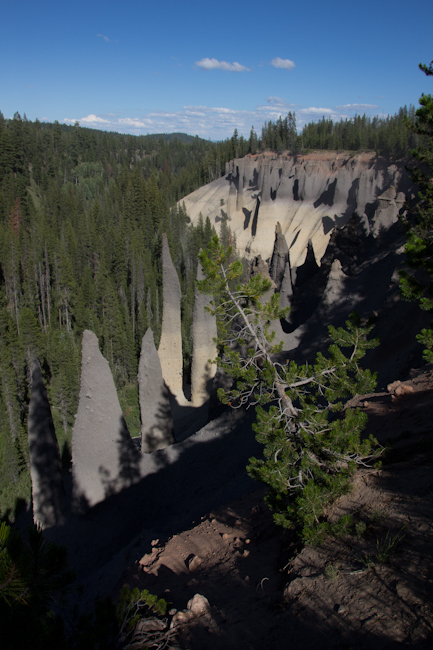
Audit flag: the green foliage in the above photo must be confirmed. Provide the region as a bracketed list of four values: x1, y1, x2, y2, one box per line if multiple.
[400, 61, 433, 362]
[199, 236, 382, 543]
[261, 106, 418, 156]
[358, 524, 407, 568]
[0, 113, 228, 517]
[115, 586, 173, 650]
[0, 523, 173, 649]
[0, 522, 75, 650]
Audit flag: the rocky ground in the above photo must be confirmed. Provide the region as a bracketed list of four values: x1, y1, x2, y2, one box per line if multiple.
[120, 366, 433, 649]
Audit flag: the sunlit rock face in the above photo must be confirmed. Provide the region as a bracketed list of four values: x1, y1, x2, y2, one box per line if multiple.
[72, 330, 142, 510]
[158, 234, 185, 402]
[180, 151, 410, 267]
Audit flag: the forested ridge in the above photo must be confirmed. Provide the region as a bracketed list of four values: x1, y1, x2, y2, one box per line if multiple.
[0, 112, 233, 519]
[0, 103, 425, 520]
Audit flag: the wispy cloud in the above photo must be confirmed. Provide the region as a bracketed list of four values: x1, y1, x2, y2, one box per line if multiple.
[62, 101, 384, 140]
[335, 103, 379, 111]
[271, 57, 295, 70]
[64, 114, 111, 126]
[97, 33, 110, 42]
[195, 58, 250, 72]
[262, 97, 298, 110]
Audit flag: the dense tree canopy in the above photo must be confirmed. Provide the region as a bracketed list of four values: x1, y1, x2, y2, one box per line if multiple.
[0, 114, 221, 518]
[399, 61, 433, 360]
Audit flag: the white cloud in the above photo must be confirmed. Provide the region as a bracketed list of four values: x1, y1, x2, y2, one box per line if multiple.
[335, 103, 379, 111]
[61, 101, 384, 139]
[81, 114, 110, 124]
[118, 117, 152, 129]
[271, 57, 295, 70]
[266, 96, 287, 105]
[300, 107, 334, 115]
[97, 33, 110, 42]
[64, 114, 110, 125]
[195, 58, 250, 72]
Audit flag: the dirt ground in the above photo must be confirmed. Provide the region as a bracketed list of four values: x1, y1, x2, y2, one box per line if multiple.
[121, 366, 433, 649]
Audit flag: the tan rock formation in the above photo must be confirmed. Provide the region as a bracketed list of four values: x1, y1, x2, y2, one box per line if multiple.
[191, 262, 217, 407]
[72, 330, 142, 509]
[321, 259, 347, 307]
[181, 151, 409, 267]
[158, 234, 184, 401]
[371, 186, 406, 236]
[269, 222, 289, 289]
[138, 328, 175, 452]
[28, 361, 66, 528]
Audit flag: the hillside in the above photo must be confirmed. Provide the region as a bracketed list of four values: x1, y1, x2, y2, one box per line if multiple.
[121, 366, 433, 649]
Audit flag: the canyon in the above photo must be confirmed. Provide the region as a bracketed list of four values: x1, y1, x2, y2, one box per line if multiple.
[25, 150, 431, 623]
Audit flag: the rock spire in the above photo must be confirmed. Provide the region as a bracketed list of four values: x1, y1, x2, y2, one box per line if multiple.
[72, 330, 141, 509]
[28, 361, 66, 528]
[191, 261, 218, 407]
[158, 234, 184, 400]
[138, 328, 175, 452]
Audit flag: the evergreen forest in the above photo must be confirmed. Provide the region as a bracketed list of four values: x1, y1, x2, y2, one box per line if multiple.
[0, 104, 426, 520]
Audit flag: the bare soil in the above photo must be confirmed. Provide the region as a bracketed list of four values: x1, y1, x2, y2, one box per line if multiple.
[121, 366, 433, 649]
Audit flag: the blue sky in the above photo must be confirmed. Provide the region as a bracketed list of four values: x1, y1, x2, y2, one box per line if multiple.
[1, 0, 432, 140]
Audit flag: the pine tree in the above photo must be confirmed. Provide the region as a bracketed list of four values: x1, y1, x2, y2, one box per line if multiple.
[198, 236, 382, 543]
[400, 61, 433, 360]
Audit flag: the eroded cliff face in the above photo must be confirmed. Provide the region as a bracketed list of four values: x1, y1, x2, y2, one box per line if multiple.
[181, 151, 410, 268]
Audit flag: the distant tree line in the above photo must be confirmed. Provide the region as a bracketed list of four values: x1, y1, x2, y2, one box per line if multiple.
[222, 106, 426, 159]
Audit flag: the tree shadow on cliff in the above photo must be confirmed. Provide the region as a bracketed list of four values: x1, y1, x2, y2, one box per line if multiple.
[27, 361, 68, 527]
[98, 415, 143, 500]
[279, 220, 429, 389]
[43, 407, 260, 594]
[141, 383, 176, 452]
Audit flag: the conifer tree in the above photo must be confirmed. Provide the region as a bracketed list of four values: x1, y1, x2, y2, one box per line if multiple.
[199, 236, 382, 543]
[400, 61, 433, 360]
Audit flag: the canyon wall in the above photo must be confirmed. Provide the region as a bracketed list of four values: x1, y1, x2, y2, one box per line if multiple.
[180, 151, 410, 268]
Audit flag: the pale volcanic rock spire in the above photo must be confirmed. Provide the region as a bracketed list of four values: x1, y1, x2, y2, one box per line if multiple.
[28, 360, 66, 528]
[191, 260, 218, 407]
[269, 222, 289, 290]
[138, 328, 175, 452]
[72, 330, 141, 510]
[158, 234, 184, 401]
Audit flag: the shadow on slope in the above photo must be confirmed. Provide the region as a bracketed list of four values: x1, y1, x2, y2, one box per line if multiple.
[38, 407, 260, 607]
[280, 219, 431, 390]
